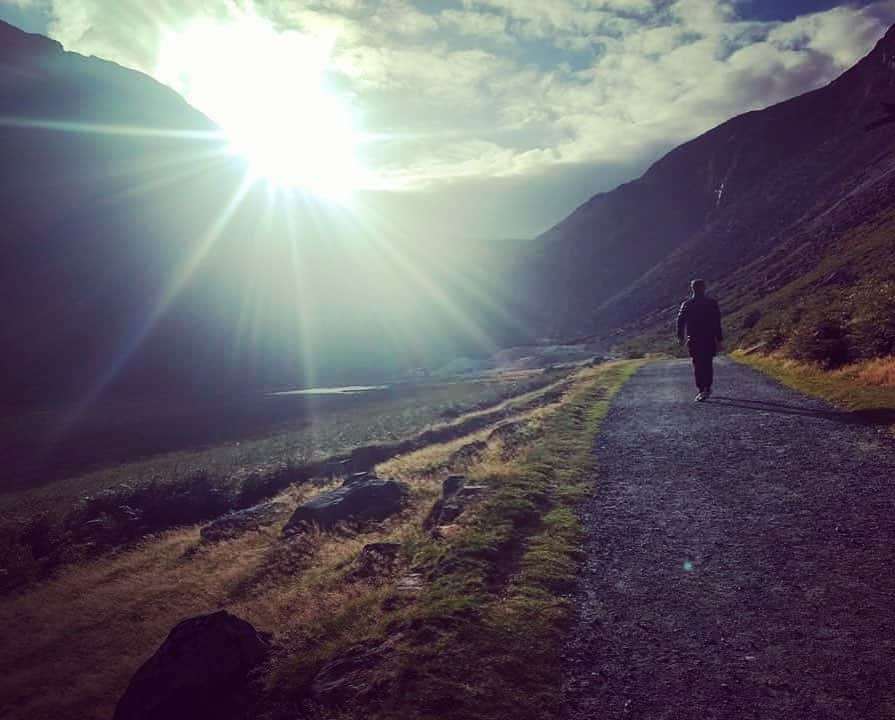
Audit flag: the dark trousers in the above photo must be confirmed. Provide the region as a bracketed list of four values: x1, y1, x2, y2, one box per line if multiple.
[692, 352, 714, 391]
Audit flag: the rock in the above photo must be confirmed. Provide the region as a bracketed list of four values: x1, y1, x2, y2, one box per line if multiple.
[200, 501, 288, 543]
[343, 471, 372, 487]
[438, 501, 465, 524]
[431, 524, 462, 540]
[353, 542, 401, 578]
[443, 474, 466, 497]
[422, 498, 444, 530]
[395, 573, 424, 593]
[311, 637, 399, 706]
[424, 475, 487, 527]
[456, 485, 487, 500]
[113, 610, 270, 720]
[282, 479, 409, 534]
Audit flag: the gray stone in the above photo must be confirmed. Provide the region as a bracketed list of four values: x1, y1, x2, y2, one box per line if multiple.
[439, 501, 465, 524]
[353, 542, 401, 578]
[442, 474, 466, 497]
[342, 471, 372, 487]
[113, 610, 270, 720]
[200, 501, 288, 543]
[311, 638, 398, 706]
[283, 479, 409, 534]
[456, 485, 487, 500]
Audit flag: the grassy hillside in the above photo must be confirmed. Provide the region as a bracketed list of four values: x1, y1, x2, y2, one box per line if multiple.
[619, 207, 895, 365]
[0, 371, 566, 591]
[520, 25, 895, 345]
[0, 360, 643, 720]
[733, 353, 895, 417]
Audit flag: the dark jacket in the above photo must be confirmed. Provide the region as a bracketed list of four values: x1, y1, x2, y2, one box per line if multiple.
[677, 295, 722, 356]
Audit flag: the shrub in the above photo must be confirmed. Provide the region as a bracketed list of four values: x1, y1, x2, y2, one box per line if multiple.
[787, 316, 849, 368]
[848, 282, 895, 359]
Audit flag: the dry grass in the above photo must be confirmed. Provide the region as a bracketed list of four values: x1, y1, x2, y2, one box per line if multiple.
[847, 357, 895, 388]
[733, 352, 895, 422]
[0, 372, 560, 527]
[0, 369, 584, 720]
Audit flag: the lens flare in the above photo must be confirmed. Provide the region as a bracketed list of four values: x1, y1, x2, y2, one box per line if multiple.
[156, 15, 364, 200]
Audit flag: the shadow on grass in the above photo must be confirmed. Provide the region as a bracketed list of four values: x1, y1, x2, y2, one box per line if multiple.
[706, 396, 895, 426]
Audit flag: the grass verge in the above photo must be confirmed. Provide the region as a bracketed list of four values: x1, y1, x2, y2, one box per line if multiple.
[733, 352, 895, 415]
[276, 359, 646, 720]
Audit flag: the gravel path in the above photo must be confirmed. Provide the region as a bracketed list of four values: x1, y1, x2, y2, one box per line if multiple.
[563, 358, 895, 720]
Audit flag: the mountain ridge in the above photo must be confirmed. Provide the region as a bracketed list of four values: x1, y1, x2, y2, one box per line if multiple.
[524, 23, 895, 350]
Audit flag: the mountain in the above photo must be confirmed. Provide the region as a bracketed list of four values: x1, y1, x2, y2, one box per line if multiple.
[0, 20, 522, 407]
[523, 25, 895, 358]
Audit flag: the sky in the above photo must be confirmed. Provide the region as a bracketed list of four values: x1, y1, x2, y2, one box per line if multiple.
[2, 0, 895, 241]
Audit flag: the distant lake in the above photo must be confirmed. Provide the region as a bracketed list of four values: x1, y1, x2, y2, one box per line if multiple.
[269, 385, 388, 397]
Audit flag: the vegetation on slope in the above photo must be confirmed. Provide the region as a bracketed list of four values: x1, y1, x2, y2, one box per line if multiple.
[264, 360, 644, 720]
[0, 360, 642, 720]
[0, 371, 567, 591]
[733, 353, 895, 420]
[619, 211, 895, 371]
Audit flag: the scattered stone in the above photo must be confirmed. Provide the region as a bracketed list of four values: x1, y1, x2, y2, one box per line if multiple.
[282, 478, 409, 534]
[443, 474, 466, 497]
[431, 524, 462, 540]
[456, 485, 487, 500]
[396, 573, 425, 593]
[423, 498, 445, 531]
[438, 501, 465, 524]
[353, 542, 401, 578]
[424, 474, 488, 528]
[311, 637, 400, 707]
[199, 501, 289, 543]
[113, 610, 270, 720]
[343, 471, 372, 487]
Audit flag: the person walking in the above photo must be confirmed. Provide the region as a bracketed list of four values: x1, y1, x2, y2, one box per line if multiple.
[676, 279, 723, 402]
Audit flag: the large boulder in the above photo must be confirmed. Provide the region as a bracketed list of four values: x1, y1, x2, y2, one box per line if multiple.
[282, 478, 409, 534]
[200, 501, 288, 543]
[113, 610, 270, 720]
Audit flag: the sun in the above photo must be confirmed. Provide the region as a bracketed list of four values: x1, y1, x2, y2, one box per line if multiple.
[156, 16, 364, 199]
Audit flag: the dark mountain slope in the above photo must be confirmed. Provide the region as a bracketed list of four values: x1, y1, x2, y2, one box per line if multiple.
[0, 20, 254, 403]
[0, 20, 523, 408]
[526, 25, 895, 343]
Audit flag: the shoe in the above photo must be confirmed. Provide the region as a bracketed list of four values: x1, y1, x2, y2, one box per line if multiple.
[694, 391, 705, 403]
[703, 387, 712, 399]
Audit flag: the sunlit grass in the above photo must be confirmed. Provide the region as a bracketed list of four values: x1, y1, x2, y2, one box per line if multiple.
[0, 367, 586, 720]
[734, 352, 895, 415]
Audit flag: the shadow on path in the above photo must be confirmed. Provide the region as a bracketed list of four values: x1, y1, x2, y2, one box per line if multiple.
[707, 396, 895, 426]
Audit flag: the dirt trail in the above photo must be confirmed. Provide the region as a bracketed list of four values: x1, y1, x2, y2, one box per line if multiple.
[564, 358, 895, 720]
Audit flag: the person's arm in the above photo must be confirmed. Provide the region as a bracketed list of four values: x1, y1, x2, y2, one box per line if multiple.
[676, 301, 689, 343]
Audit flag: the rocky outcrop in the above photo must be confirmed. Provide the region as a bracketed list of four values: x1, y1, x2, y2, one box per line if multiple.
[200, 501, 289, 543]
[113, 610, 270, 720]
[282, 477, 409, 534]
[424, 475, 488, 529]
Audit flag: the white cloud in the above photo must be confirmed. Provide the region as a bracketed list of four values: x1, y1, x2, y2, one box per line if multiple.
[28, 0, 895, 195]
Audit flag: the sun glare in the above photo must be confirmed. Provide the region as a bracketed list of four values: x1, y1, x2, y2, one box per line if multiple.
[156, 16, 364, 199]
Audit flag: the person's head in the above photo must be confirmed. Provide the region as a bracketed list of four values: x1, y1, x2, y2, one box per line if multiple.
[690, 279, 707, 297]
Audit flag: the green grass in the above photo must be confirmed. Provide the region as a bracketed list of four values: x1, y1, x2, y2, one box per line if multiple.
[734, 353, 895, 414]
[0, 371, 574, 593]
[314, 359, 647, 720]
[1, 372, 562, 523]
[614, 211, 895, 362]
[0, 361, 643, 720]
